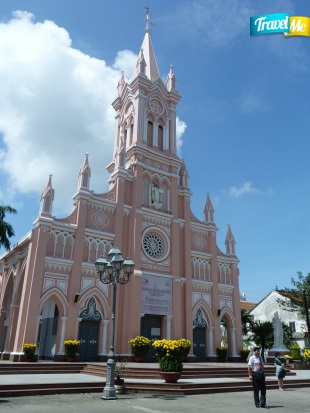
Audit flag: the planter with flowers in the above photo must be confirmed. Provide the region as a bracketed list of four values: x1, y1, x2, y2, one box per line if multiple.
[22, 343, 37, 362]
[128, 336, 151, 361]
[240, 349, 250, 362]
[152, 339, 185, 383]
[64, 340, 80, 361]
[216, 346, 228, 362]
[178, 338, 192, 361]
[283, 354, 293, 365]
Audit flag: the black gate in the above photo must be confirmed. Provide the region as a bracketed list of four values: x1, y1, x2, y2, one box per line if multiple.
[78, 320, 100, 362]
[141, 315, 162, 362]
[193, 327, 206, 362]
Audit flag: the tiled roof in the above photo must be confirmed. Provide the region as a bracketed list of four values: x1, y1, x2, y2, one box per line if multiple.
[240, 301, 257, 312]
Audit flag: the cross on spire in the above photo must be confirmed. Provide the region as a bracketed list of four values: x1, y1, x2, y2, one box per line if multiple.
[143, 6, 154, 33]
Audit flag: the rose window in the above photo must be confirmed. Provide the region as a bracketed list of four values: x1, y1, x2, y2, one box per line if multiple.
[143, 232, 164, 259]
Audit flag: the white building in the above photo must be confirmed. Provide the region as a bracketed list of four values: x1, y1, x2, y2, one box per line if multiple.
[249, 290, 307, 350]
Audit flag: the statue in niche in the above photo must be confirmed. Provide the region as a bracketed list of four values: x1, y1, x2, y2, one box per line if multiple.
[151, 184, 163, 210]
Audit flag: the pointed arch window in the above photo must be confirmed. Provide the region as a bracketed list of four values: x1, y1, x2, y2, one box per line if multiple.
[142, 179, 149, 206]
[158, 125, 163, 151]
[147, 121, 153, 146]
[129, 123, 134, 146]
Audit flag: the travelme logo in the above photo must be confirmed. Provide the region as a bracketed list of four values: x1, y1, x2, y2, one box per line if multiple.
[250, 13, 310, 37]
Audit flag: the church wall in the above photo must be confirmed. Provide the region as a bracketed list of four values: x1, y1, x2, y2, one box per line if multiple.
[0, 11, 244, 362]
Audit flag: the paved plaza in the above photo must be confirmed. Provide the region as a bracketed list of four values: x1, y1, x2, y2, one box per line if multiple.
[1, 387, 310, 413]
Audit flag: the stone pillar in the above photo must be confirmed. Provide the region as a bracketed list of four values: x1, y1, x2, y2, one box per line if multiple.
[58, 316, 67, 354]
[100, 319, 109, 355]
[165, 315, 173, 339]
[207, 326, 216, 357]
[231, 327, 237, 357]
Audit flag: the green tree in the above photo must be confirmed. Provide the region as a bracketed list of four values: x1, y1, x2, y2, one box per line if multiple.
[282, 322, 293, 349]
[241, 308, 254, 335]
[0, 205, 17, 251]
[249, 321, 273, 361]
[277, 272, 310, 333]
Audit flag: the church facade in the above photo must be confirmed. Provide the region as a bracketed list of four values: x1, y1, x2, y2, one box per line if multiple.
[0, 11, 243, 362]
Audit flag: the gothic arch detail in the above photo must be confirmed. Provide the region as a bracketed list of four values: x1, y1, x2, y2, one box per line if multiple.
[192, 258, 211, 281]
[79, 297, 102, 321]
[47, 230, 74, 260]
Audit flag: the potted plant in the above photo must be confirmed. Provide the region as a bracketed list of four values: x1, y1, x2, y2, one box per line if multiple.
[283, 354, 293, 364]
[152, 339, 184, 383]
[240, 348, 250, 362]
[178, 338, 191, 361]
[216, 346, 228, 362]
[22, 343, 37, 361]
[128, 335, 151, 361]
[64, 340, 80, 361]
[114, 359, 127, 393]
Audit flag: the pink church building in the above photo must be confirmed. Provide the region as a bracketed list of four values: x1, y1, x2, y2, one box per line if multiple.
[0, 11, 243, 363]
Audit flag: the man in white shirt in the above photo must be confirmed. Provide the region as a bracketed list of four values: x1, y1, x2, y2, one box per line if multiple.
[248, 346, 269, 409]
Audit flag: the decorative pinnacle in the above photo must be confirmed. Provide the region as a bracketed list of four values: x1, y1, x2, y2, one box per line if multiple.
[143, 6, 154, 33]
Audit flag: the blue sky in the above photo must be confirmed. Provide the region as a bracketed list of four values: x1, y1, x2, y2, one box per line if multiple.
[1, 0, 310, 303]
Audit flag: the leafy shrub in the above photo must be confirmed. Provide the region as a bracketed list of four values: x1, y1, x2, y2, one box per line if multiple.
[290, 344, 301, 360]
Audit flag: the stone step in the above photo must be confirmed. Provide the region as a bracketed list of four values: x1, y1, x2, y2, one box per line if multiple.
[0, 378, 309, 398]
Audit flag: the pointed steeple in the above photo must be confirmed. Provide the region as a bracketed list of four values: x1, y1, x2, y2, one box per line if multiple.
[179, 160, 189, 188]
[130, 7, 160, 81]
[225, 225, 236, 256]
[78, 153, 91, 191]
[167, 65, 176, 91]
[117, 71, 125, 96]
[39, 174, 54, 215]
[204, 193, 214, 224]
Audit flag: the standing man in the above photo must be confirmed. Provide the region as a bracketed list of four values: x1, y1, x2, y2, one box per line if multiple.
[248, 347, 270, 409]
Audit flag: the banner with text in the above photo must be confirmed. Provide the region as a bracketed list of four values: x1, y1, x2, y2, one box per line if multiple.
[141, 274, 172, 316]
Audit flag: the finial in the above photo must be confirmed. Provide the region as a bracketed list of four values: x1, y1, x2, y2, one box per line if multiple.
[143, 6, 154, 33]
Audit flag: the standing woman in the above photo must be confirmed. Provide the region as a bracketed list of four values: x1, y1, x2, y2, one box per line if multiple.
[274, 352, 286, 390]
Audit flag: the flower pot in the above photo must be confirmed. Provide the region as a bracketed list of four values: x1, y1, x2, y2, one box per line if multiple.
[134, 355, 144, 362]
[160, 372, 181, 383]
[66, 356, 76, 362]
[24, 357, 33, 362]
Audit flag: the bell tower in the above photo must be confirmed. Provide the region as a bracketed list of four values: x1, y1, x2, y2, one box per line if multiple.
[108, 7, 181, 184]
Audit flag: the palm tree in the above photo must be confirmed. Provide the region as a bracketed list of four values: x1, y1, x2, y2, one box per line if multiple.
[249, 321, 273, 361]
[241, 308, 254, 335]
[0, 205, 17, 251]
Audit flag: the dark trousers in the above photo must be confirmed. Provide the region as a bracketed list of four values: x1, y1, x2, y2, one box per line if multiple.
[252, 372, 266, 406]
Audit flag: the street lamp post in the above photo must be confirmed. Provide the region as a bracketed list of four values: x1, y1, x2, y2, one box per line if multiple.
[95, 247, 135, 400]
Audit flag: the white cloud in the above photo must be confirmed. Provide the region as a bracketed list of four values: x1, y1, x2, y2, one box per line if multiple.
[0, 12, 186, 215]
[176, 117, 187, 155]
[228, 181, 260, 197]
[113, 50, 137, 79]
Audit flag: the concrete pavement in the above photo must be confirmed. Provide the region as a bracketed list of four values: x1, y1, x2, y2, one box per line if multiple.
[1, 387, 310, 413]
[1, 364, 310, 412]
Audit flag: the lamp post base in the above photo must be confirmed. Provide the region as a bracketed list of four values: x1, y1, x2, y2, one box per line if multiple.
[102, 357, 116, 400]
[101, 391, 117, 400]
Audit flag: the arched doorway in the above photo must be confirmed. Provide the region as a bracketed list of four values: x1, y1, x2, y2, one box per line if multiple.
[38, 299, 59, 359]
[193, 308, 207, 362]
[78, 297, 101, 362]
